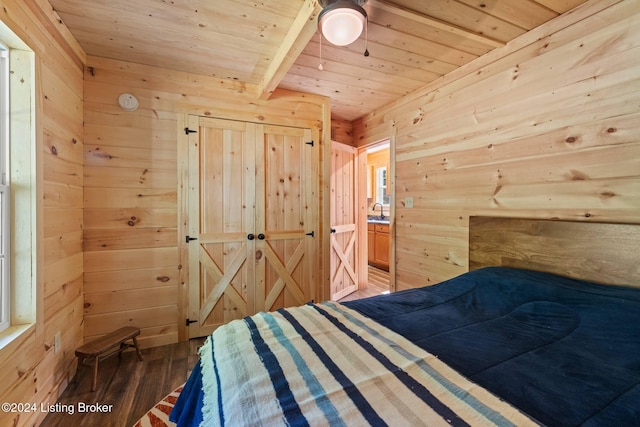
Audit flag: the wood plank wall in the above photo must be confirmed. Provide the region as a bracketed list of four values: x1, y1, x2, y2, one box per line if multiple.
[353, 0, 640, 291]
[83, 56, 328, 349]
[0, 1, 85, 426]
[330, 118, 354, 146]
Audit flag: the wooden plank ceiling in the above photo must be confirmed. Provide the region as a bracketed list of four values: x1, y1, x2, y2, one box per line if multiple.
[47, 0, 589, 121]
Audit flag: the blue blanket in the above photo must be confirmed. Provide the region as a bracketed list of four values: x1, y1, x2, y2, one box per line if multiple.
[171, 267, 640, 426]
[346, 267, 640, 426]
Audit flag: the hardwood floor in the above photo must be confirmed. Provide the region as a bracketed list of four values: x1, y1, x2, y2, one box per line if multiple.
[39, 266, 389, 426]
[338, 266, 390, 302]
[40, 338, 205, 427]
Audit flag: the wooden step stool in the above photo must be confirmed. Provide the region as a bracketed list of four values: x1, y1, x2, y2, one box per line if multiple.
[75, 326, 143, 391]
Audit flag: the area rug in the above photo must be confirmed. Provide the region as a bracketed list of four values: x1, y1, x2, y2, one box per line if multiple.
[132, 384, 182, 427]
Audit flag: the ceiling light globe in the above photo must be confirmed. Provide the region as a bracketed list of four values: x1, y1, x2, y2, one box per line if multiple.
[319, 5, 366, 46]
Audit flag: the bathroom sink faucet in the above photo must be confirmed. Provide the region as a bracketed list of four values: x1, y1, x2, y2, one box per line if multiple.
[372, 202, 385, 219]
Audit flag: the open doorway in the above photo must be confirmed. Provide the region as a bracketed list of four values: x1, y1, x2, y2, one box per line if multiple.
[337, 139, 393, 302]
[364, 141, 391, 290]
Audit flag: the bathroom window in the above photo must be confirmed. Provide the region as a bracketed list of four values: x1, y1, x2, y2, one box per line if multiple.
[375, 166, 390, 206]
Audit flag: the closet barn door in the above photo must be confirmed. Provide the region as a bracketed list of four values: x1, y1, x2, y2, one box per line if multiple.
[186, 116, 316, 337]
[187, 117, 256, 337]
[257, 125, 316, 313]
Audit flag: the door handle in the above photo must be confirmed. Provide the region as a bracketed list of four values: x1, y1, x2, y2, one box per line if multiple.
[330, 228, 336, 234]
[247, 233, 255, 240]
[257, 233, 265, 240]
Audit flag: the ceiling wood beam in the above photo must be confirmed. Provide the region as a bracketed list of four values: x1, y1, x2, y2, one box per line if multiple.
[368, 0, 505, 49]
[257, 0, 322, 101]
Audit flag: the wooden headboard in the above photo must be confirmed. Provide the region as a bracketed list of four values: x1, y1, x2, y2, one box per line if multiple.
[469, 216, 640, 288]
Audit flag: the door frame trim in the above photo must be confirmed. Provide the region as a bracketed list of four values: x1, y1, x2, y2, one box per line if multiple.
[357, 137, 395, 293]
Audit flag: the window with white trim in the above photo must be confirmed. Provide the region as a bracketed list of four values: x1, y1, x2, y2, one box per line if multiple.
[0, 45, 9, 333]
[0, 22, 37, 340]
[375, 166, 390, 206]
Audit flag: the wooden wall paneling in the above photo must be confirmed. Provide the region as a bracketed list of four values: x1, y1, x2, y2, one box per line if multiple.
[43, 276, 82, 324]
[43, 230, 83, 265]
[354, 0, 624, 147]
[41, 114, 82, 155]
[43, 253, 83, 303]
[0, 1, 85, 425]
[43, 155, 83, 187]
[83, 306, 179, 342]
[42, 127, 83, 175]
[0, 5, 83, 425]
[83, 227, 178, 252]
[83, 54, 327, 350]
[397, 113, 640, 174]
[41, 60, 82, 119]
[353, 113, 396, 149]
[84, 122, 178, 151]
[41, 295, 84, 361]
[84, 247, 178, 274]
[0, 328, 39, 395]
[84, 266, 179, 294]
[83, 105, 177, 128]
[37, 293, 84, 423]
[83, 208, 177, 229]
[83, 65, 323, 126]
[84, 188, 177, 209]
[353, 0, 640, 291]
[84, 166, 177, 189]
[393, 54, 638, 159]
[330, 118, 354, 146]
[84, 145, 178, 168]
[43, 181, 83, 209]
[84, 285, 178, 316]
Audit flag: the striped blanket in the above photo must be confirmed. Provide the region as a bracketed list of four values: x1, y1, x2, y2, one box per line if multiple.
[197, 302, 539, 426]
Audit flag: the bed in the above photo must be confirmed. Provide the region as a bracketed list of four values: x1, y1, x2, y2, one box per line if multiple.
[137, 217, 640, 427]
